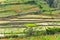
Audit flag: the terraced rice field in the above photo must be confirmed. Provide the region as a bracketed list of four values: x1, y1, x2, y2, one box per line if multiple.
[0, 14, 59, 40]
[0, 14, 59, 31]
[0, 4, 39, 17]
[0, 4, 60, 40]
[0, 4, 39, 12]
[0, 14, 60, 26]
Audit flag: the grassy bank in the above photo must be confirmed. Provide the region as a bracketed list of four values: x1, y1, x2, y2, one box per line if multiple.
[0, 34, 60, 40]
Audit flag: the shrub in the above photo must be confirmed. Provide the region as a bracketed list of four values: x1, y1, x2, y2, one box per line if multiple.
[55, 28, 60, 33]
[46, 27, 60, 34]
[32, 30, 46, 36]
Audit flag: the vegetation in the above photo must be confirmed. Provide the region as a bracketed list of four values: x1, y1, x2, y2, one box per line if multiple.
[0, 0, 60, 17]
[0, 27, 60, 40]
[0, 0, 60, 40]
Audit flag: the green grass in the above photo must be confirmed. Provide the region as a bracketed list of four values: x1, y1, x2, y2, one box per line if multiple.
[25, 23, 36, 27]
[3, 34, 60, 40]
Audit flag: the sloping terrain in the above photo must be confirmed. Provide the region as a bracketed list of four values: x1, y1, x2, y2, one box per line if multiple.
[0, 0, 60, 40]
